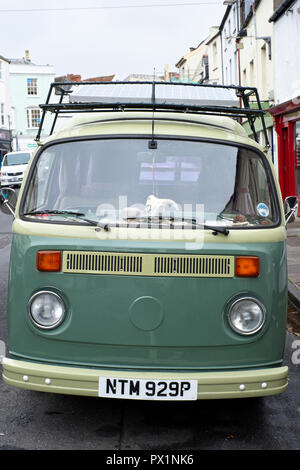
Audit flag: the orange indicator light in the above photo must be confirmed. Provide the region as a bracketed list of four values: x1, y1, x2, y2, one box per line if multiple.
[37, 251, 61, 272]
[235, 256, 260, 277]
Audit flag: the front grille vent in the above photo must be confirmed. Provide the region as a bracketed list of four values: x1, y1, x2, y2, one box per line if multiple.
[62, 251, 234, 278]
[64, 251, 143, 274]
[154, 255, 232, 276]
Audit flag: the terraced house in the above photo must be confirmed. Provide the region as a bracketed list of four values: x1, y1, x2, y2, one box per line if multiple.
[9, 50, 55, 152]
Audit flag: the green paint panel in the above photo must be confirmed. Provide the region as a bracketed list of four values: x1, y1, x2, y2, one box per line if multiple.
[7, 233, 287, 371]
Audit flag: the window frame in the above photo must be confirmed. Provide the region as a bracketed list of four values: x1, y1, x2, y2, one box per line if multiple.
[27, 78, 38, 96]
[26, 107, 41, 129]
[19, 134, 282, 229]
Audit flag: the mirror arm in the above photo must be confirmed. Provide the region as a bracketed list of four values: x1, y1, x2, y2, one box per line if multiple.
[3, 199, 15, 216]
[285, 210, 294, 224]
[0, 187, 17, 216]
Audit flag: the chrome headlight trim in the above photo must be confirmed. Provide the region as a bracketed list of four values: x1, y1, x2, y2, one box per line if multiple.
[28, 290, 66, 330]
[228, 296, 266, 336]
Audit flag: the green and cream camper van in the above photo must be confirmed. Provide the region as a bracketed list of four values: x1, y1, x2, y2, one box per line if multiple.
[1, 82, 298, 400]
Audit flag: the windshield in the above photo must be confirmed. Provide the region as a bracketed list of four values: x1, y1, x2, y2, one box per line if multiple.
[22, 139, 279, 228]
[3, 152, 31, 166]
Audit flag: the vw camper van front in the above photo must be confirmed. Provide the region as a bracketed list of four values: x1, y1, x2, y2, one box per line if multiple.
[1, 82, 296, 400]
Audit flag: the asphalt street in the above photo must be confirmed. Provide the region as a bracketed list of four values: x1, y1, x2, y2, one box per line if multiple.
[0, 209, 299, 451]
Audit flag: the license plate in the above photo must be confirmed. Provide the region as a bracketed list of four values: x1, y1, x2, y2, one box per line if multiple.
[98, 377, 198, 400]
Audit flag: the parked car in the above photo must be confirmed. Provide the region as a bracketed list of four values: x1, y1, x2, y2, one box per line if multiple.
[0, 151, 31, 188]
[0, 81, 298, 401]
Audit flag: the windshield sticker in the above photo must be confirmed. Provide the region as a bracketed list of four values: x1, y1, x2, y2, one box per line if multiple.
[257, 203, 269, 217]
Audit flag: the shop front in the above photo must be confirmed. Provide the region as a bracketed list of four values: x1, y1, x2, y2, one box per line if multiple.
[270, 98, 300, 216]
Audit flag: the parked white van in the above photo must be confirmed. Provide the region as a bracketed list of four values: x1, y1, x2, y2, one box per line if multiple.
[0, 151, 31, 188]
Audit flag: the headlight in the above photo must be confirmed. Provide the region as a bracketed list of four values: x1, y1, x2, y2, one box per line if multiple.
[28, 291, 66, 329]
[228, 297, 266, 335]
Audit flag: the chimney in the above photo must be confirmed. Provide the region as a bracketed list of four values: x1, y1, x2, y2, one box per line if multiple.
[25, 50, 30, 62]
[164, 64, 170, 82]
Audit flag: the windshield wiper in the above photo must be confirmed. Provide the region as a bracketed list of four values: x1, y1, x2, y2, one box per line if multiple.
[23, 210, 110, 231]
[124, 216, 229, 236]
[204, 224, 230, 236]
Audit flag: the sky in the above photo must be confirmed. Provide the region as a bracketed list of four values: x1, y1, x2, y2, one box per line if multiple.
[0, 0, 227, 80]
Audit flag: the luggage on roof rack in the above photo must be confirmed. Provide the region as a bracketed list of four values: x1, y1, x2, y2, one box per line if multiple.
[36, 80, 270, 148]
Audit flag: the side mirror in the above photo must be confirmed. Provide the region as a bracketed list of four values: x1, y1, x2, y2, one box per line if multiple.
[284, 196, 298, 224]
[0, 187, 17, 216]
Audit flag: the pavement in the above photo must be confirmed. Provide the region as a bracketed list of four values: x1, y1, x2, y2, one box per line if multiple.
[287, 217, 300, 308]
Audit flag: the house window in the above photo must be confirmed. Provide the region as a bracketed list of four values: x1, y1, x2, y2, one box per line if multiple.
[232, 6, 236, 32]
[249, 59, 254, 86]
[234, 50, 237, 84]
[27, 78, 38, 95]
[27, 108, 41, 128]
[243, 68, 247, 86]
[261, 44, 267, 99]
[1, 104, 4, 126]
[213, 42, 217, 68]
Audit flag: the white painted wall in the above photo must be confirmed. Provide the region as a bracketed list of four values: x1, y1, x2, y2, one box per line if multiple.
[176, 27, 220, 83]
[206, 30, 223, 84]
[239, 0, 274, 101]
[272, 0, 300, 104]
[221, 4, 240, 86]
[9, 63, 55, 76]
[177, 42, 208, 83]
[9, 61, 55, 151]
[0, 58, 13, 130]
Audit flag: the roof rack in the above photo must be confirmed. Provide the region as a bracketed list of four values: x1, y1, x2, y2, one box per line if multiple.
[35, 81, 270, 148]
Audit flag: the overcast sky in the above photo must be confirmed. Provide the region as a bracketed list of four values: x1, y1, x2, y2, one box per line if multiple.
[0, 0, 227, 80]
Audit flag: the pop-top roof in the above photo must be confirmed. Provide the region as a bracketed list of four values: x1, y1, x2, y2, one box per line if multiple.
[69, 83, 239, 108]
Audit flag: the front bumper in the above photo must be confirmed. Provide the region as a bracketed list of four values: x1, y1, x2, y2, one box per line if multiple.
[2, 357, 288, 400]
[0, 179, 22, 187]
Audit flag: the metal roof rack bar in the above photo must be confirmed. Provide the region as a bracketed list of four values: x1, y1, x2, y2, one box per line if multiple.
[35, 81, 269, 147]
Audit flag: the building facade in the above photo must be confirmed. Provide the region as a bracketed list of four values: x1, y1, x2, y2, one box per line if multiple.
[0, 55, 13, 162]
[269, 0, 300, 212]
[220, 3, 240, 87]
[175, 27, 219, 83]
[205, 29, 222, 85]
[238, 0, 277, 158]
[219, 0, 282, 164]
[9, 51, 55, 152]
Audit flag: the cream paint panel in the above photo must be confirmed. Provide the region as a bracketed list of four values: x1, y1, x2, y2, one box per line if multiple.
[41, 112, 250, 143]
[62, 251, 235, 277]
[12, 219, 286, 244]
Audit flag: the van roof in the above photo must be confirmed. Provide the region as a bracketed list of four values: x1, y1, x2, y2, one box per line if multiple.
[57, 110, 248, 135]
[41, 110, 265, 152]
